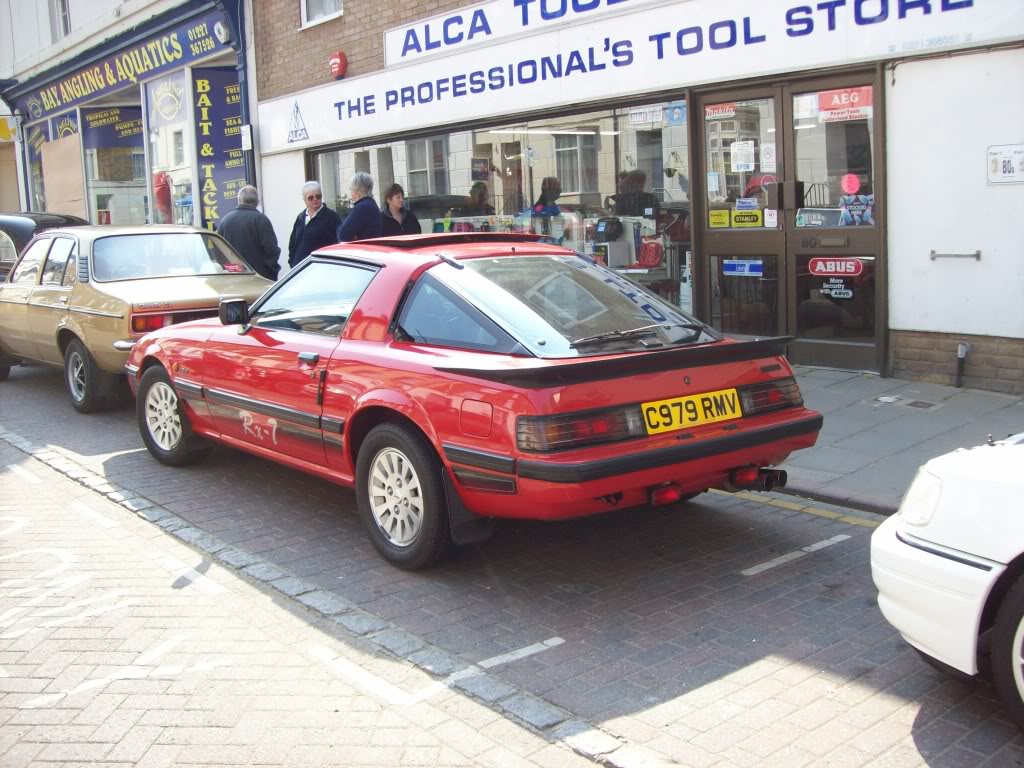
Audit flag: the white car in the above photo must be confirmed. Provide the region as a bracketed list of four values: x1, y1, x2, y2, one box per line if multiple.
[872, 432, 1024, 728]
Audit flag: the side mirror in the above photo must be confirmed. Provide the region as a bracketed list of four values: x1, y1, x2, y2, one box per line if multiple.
[219, 298, 249, 326]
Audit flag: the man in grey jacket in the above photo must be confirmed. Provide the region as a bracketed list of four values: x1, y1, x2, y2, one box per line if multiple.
[216, 186, 281, 280]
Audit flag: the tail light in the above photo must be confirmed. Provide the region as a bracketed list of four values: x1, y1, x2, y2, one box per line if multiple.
[517, 406, 646, 453]
[738, 378, 803, 415]
[131, 313, 172, 334]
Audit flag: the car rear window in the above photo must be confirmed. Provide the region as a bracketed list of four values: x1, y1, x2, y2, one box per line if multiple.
[431, 254, 719, 358]
[92, 233, 252, 282]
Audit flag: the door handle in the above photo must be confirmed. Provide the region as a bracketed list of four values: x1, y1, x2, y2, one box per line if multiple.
[298, 351, 320, 364]
[57, 297, 69, 304]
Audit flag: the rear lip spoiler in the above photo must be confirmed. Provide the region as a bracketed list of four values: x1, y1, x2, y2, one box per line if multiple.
[434, 336, 795, 388]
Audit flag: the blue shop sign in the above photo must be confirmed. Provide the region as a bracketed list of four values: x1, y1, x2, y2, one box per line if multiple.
[17, 10, 231, 122]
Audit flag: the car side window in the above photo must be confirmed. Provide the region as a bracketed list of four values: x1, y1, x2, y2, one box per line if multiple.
[62, 245, 78, 287]
[397, 273, 523, 354]
[251, 261, 376, 336]
[41, 238, 74, 286]
[0, 231, 17, 267]
[10, 238, 52, 286]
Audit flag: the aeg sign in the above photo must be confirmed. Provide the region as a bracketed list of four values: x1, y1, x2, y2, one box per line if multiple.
[809, 257, 863, 276]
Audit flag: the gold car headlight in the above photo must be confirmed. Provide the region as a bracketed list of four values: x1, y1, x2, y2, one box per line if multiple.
[899, 469, 943, 527]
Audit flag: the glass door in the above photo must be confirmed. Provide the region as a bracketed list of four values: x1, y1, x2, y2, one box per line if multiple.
[784, 76, 882, 371]
[696, 73, 883, 371]
[698, 88, 785, 338]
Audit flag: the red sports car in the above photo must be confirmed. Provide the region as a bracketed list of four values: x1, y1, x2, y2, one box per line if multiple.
[126, 233, 821, 569]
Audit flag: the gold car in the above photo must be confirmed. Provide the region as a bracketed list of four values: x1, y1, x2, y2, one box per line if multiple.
[0, 225, 272, 412]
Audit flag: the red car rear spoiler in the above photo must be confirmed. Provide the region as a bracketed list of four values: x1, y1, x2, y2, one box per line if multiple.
[434, 336, 795, 388]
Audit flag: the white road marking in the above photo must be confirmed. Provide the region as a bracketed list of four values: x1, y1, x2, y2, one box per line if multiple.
[0, 548, 73, 586]
[70, 501, 119, 530]
[0, 575, 95, 625]
[309, 636, 566, 707]
[741, 534, 852, 576]
[150, 552, 225, 595]
[1, 599, 136, 639]
[5, 464, 41, 484]
[477, 637, 565, 669]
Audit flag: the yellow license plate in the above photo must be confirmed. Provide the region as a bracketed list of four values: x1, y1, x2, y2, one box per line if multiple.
[641, 388, 742, 435]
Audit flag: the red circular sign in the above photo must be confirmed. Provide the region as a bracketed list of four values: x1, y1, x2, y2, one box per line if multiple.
[841, 173, 861, 195]
[808, 257, 863, 276]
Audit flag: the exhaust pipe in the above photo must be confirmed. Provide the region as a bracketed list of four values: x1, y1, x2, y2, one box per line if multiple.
[727, 467, 788, 492]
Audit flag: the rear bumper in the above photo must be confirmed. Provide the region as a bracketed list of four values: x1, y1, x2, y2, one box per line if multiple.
[446, 410, 821, 519]
[871, 515, 1001, 676]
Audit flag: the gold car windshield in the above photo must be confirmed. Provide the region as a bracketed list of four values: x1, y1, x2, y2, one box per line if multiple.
[92, 233, 253, 282]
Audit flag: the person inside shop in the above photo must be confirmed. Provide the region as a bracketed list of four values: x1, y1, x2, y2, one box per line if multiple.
[380, 183, 422, 236]
[216, 185, 281, 281]
[609, 170, 658, 217]
[465, 182, 496, 216]
[532, 176, 562, 216]
[287, 181, 341, 269]
[337, 171, 383, 242]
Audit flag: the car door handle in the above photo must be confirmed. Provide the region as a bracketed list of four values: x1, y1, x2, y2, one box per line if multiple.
[298, 351, 320, 364]
[57, 297, 68, 304]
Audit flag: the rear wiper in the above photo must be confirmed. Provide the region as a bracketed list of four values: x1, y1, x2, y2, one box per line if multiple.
[570, 322, 707, 349]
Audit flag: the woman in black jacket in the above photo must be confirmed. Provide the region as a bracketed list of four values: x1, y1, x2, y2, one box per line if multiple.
[380, 184, 422, 236]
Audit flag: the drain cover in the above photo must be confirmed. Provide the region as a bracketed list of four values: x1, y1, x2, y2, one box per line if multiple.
[905, 400, 937, 409]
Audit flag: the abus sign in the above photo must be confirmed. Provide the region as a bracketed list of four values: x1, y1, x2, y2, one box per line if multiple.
[809, 257, 863, 276]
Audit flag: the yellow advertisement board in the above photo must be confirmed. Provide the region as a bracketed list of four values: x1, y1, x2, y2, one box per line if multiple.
[731, 210, 763, 228]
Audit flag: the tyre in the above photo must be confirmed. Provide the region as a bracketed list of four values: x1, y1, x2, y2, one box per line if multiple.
[355, 422, 451, 570]
[136, 365, 210, 466]
[64, 338, 109, 413]
[991, 576, 1024, 731]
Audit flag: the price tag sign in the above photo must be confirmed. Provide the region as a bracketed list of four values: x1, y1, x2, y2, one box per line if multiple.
[987, 145, 1024, 184]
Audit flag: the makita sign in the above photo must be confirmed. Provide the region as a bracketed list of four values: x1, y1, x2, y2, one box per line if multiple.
[809, 257, 863, 276]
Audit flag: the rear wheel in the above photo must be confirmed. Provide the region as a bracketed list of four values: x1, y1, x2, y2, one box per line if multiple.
[355, 422, 451, 570]
[64, 338, 109, 413]
[137, 366, 210, 466]
[991, 577, 1024, 730]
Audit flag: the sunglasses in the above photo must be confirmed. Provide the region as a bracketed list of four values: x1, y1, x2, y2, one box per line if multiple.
[306, 193, 322, 200]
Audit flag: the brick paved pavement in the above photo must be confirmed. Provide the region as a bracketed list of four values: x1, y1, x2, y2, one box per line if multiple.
[3, 364, 1024, 767]
[0, 442, 599, 768]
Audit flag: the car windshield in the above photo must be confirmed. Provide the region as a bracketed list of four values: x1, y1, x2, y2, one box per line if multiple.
[431, 254, 719, 358]
[92, 233, 252, 282]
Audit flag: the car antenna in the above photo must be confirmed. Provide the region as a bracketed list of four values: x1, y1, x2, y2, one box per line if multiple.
[437, 252, 464, 270]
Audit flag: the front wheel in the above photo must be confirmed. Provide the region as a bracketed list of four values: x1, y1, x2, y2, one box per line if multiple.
[137, 366, 210, 466]
[355, 422, 451, 570]
[991, 577, 1024, 731]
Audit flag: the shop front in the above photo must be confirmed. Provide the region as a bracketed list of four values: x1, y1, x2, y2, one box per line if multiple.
[4, 3, 249, 232]
[256, 0, 1023, 374]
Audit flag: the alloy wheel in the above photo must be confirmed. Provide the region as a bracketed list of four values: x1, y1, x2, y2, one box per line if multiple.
[368, 447, 424, 547]
[1012, 614, 1024, 706]
[145, 381, 183, 451]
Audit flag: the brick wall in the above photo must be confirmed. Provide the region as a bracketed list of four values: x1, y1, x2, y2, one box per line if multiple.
[890, 331, 1024, 395]
[253, 0, 467, 102]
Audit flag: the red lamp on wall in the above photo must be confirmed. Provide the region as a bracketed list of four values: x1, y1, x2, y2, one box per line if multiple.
[329, 51, 347, 80]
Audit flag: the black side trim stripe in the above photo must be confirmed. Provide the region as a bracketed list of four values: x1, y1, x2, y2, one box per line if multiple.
[453, 467, 517, 494]
[443, 444, 516, 475]
[518, 414, 823, 483]
[895, 531, 993, 572]
[174, 379, 203, 398]
[205, 387, 321, 430]
[321, 416, 345, 434]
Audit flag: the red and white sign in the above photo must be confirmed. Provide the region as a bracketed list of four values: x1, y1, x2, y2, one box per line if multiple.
[817, 87, 873, 123]
[705, 104, 736, 120]
[809, 257, 863, 276]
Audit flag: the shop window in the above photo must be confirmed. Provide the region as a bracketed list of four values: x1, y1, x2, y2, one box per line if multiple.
[83, 106, 147, 226]
[173, 131, 184, 167]
[407, 138, 449, 197]
[301, 0, 342, 27]
[554, 133, 597, 195]
[48, 0, 71, 43]
[147, 71, 192, 225]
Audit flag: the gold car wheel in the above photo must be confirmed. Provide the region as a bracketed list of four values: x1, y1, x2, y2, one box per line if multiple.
[67, 350, 87, 402]
[145, 381, 183, 452]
